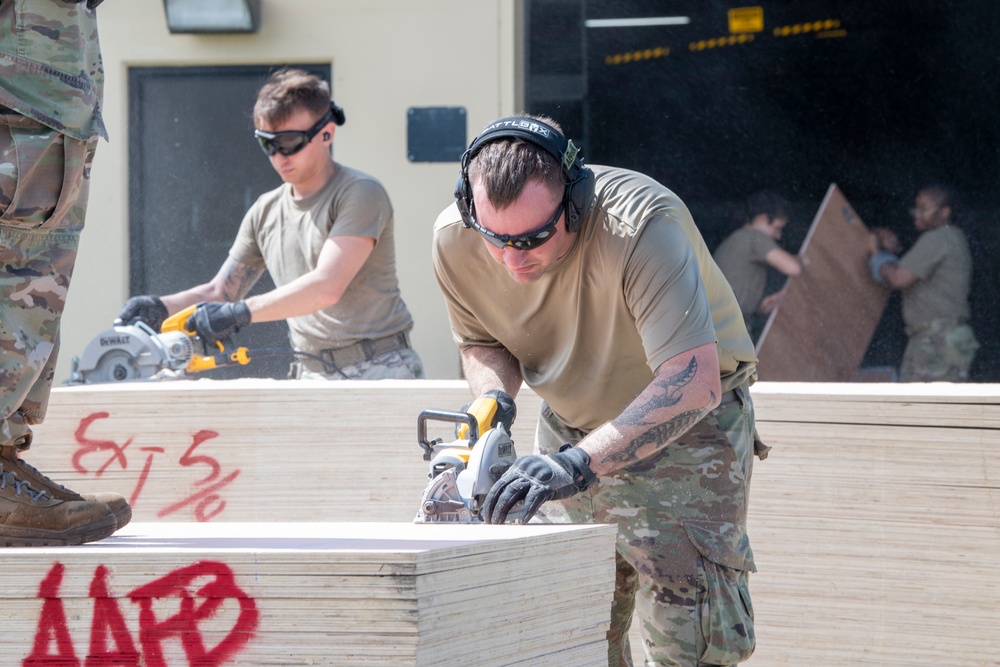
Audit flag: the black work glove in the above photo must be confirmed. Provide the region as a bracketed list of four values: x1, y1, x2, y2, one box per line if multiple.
[482, 389, 517, 432]
[457, 389, 517, 438]
[185, 301, 252, 346]
[118, 295, 168, 331]
[481, 445, 596, 524]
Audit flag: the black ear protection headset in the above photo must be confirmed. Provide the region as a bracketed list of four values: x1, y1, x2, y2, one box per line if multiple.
[328, 100, 346, 127]
[324, 100, 346, 141]
[454, 116, 595, 233]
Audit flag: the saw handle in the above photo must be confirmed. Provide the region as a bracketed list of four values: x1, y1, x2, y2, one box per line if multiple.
[160, 304, 252, 373]
[418, 409, 479, 461]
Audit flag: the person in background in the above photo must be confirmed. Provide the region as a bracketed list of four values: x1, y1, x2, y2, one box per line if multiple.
[119, 69, 423, 380]
[869, 184, 978, 381]
[713, 191, 802, 342]
[433, 114, 767, 666]
[1, 0, 130, 546]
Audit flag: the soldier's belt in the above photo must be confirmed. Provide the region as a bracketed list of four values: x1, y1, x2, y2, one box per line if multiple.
[319, 331, 411, 368]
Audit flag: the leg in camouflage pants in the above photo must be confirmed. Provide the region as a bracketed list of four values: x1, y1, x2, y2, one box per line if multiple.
[1, 113, 93, 443]
[1, 112, 126, 545]
[900, 318, 979, 382]
[292, 347, 425, 380]
[534, 386, 759, 667]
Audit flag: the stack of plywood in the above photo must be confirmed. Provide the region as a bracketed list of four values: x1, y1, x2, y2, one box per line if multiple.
[1, 522, 617, 666]
[739, 382, 1000, 666]
[27, 379, 1000, 666]
[26, 379, 544, 523]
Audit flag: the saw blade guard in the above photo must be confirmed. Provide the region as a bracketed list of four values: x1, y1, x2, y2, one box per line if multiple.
[414, 468, 475, 523]
[457, 425, 516, 500]
[68, 322, 193, 384]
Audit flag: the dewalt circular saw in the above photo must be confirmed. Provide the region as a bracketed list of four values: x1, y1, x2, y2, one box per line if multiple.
[413, 395, 523, 524]
[67, 305, 250, 385]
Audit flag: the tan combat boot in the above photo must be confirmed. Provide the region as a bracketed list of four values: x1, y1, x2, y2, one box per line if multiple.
[0, 446, 132, 531]
[2, 415, 132, 532]
[0, 460, 118, 547]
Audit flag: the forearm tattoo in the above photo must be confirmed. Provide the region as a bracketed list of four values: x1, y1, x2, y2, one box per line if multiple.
[221, 260, 263, 301]
[603, 356, 716, 466]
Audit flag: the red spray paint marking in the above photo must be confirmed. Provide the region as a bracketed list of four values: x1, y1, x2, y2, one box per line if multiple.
[86, 565, 140, 666]
[72, 412, 131, 476]
[156, 430, 236, 522]
[129, 561, 259, 667]
[129, 446, 166, 508]
[70, 413, 240, 521]
[22, 563, 79, 667]
[23, 562, 259, 667]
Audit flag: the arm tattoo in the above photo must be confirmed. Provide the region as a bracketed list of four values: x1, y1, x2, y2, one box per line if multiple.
[221, 260, 263, 301]
[661, 355, 698, 407]
[603, 356, 716, 467]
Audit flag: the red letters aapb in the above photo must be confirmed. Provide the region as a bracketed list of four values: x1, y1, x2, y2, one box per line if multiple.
[22, 561, 259, 667]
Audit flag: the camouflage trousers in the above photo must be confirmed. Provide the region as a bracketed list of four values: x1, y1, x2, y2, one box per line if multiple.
[291, 347, 425, 380]
[900, 318, 979, 382]
[1, 112, 95, 444]
[534, 386, 760, 667]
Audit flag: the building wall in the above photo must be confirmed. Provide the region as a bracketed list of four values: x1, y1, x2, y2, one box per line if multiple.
[63, 0, 523, 382]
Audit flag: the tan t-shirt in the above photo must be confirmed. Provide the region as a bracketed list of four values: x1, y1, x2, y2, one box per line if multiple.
[433, 165, 756, 432]
[899, 224, 973, 331]
[713, 226, 780, 325]
[230, 163, 413, 354]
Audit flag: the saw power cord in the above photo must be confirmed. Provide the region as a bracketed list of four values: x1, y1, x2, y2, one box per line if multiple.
[239, 348, 351, 379]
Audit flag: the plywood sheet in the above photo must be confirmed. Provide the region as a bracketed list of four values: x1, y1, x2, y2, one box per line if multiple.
[0, 522, 617, 666]
[755, 183, 890, 381]
[26, 379, 543, 524]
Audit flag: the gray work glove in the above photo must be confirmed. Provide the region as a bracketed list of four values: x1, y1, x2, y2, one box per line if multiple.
[118, 295, 168, 331]
[869, 251, 900, 283]
[186, 301, 252, 346]
[481, 445, 596, 524]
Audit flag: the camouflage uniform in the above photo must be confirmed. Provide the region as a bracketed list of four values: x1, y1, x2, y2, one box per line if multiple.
[1, 0, 106, 445]
[896, 223, 977, 382]
[899, 317, 979, 382]
[535, 386, 759, 667]
[292, 347, 425, 380]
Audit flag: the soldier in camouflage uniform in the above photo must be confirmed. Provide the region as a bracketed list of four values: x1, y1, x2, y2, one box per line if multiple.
[869, 185, 979, 381]
[1, 0, 129, 546]
[118, 68, 423, 381]
[433, 114, 766, 666]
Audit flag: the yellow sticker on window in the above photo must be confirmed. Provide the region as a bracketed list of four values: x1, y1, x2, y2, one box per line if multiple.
[728, 6, 764, 33]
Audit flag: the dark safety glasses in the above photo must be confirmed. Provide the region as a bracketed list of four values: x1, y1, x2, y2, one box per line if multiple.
[468, 199, 565, 251]
[254, 110, 332, 157]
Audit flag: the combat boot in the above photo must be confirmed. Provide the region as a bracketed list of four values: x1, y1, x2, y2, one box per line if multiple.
[0, 460, 117, 547]
[0, 444, 132, 531]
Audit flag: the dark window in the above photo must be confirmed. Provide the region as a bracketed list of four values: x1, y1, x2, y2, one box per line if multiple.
[527, 0, 1000, 380]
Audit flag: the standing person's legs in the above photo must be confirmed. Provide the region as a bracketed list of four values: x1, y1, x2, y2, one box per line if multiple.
[1, 113, 126, 544]
[534, 390, 758, 667]
[900, 319, 979, 382]
[533, 403, 638, 666]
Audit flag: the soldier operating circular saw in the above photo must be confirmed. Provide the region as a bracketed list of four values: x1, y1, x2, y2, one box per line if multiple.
[110, 68, 424, 382]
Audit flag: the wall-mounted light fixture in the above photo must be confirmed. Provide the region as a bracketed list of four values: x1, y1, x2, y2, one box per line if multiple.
[163, 0, 261, 34]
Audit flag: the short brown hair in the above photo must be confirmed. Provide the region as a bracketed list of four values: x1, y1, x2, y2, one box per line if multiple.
[468, 114, 565, 210]
[254, 68, 330, 127]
